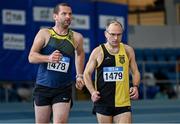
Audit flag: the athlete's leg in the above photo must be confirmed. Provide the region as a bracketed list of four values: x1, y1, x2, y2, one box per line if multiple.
[52, 101, 71, 123]
[96, 113, 113, 123]
[34, 103, 51, 123]
[113, 112, 132, 123]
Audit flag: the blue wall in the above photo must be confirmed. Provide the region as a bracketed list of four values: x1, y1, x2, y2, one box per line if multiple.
[0, 0, 128, 81]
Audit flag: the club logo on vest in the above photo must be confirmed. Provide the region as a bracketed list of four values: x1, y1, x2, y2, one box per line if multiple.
[119, 55, 125, 64]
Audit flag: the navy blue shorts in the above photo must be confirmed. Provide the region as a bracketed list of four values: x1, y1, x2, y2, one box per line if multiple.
[93, 106, 131, 116]
[33, 84, 72, 106]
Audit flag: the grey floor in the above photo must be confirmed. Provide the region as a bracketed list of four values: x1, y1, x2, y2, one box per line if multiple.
[0, 99, 180, 123]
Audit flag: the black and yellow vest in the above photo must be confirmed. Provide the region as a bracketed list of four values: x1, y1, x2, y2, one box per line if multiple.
[36, 28, 75, 88]
[95, 43, 131, 107]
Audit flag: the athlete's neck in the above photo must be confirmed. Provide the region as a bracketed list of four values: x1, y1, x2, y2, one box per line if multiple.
[105, 43, 120, 54]
[53, 26, 69, 35]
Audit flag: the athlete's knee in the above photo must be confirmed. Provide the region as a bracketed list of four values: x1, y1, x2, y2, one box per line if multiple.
[36, 116, 50, 123]
[53, 116, 68, 123]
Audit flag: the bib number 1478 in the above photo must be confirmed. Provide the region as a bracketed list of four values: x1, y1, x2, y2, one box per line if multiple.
[47, 56, 70, 73]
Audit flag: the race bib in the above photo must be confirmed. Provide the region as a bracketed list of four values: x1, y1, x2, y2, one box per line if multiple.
[103, 67, 123, 82]
[47, 56, 70, 73]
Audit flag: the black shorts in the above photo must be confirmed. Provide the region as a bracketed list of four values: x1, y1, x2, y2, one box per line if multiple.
[93, 106, 131, 116]
[33, 84, 72, 106]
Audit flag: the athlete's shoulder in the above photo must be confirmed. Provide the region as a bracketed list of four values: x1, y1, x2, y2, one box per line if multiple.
[89, 45, 103, 60]
[123, 43, 135, 59]
[37, 28, 51, 36]
[123, 43, 134, 52]
[72, 30, 83, 40]
[93, 44, 104, 53]
[71, 30, 84, 49]
[39, 28, 51, 33]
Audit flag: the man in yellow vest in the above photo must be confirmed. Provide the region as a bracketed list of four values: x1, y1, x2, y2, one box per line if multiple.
[84, 20, 140, 123]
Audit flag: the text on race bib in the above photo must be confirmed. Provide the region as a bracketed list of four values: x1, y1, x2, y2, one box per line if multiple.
[47, 56, 70, 73]
[103, 67, 123, 82]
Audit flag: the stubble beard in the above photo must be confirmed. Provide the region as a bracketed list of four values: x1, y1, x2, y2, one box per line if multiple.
[62, 20, 71, 29]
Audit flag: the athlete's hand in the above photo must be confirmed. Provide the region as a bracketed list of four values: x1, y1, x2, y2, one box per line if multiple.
[75, 77, 84, 90]
[91, 91, 100, 102]
[48, 50, 62, 63]
[130, 86, 139, 100]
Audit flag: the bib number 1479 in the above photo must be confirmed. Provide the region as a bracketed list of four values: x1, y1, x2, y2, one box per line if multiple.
[103, 67, 123, 82]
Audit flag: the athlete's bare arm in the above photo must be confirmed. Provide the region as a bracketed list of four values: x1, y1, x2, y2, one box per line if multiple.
[73, 32, 85, 77]
[84, 46, 102, 102]
[73, 32, 85, 90]
[28, 28, 61, 64]
[125, 44, 140, 99]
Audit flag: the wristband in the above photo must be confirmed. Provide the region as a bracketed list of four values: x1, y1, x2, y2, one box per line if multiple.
[76, 74, 83, 79]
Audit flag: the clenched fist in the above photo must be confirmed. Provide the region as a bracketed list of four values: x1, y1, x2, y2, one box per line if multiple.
[48, 50, 62, 63]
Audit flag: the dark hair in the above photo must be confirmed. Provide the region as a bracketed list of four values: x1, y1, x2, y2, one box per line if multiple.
[53, 3, 71, 14]
[106, 19, 124, 31]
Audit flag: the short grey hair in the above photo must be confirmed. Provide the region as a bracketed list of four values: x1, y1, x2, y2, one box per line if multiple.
[105, 19, 124, 31]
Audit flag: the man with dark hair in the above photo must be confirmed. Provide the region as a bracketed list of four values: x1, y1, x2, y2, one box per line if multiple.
[84, 20, 140, 123]
[29, 3, 85, 123]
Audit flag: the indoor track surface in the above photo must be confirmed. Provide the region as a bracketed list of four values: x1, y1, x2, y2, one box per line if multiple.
[0, 99, 180, 123]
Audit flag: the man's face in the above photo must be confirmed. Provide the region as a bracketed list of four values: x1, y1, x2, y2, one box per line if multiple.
[54, 6, 72, 28]
[105, 23, 123, 47]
